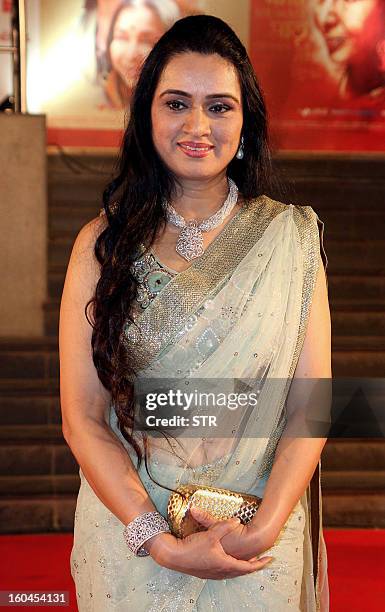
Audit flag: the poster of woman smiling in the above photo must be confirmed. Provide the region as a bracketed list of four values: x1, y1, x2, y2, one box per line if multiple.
[250, 0, 385, 151]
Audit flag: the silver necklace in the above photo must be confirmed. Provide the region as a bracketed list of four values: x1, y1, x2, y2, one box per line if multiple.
[163, 177, 239, 262]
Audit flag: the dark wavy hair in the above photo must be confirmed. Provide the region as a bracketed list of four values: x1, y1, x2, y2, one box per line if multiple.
[87, 14, 283, 490]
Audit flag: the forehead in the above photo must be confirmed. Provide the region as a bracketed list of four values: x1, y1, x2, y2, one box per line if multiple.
[155, 52, 241, 95]
[114, 5, 161, 32]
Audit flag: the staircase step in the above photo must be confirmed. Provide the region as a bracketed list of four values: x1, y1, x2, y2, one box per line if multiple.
[331, 299, 385, 311]
[328, 274, 385, 301]
[0, 379, 59, 394]
[0, 443, 77, 476]
[0, 395, 60, 426]
[319, 210, 385, 241]
[48, 173, 110, 208]
[326, 240, 385, 274]
[321, 470, 385, 490]
[0, 496, 76, 533]
[322, 439, 385, 470]
[332, 351, 385, 376]
[322, 492, 385, 528]
[332, 310, 385, 336]
[0, 474, 79, 496]
[0, 338, 59, 381]
[332, 335, 385, 350]
[49, 204, 99, 237]
[0, 424, 64, 443]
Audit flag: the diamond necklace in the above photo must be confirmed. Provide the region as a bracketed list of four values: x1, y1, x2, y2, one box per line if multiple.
[163, 177, 239, 262]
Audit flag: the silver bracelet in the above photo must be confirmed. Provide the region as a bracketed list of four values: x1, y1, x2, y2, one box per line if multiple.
[123, 511, 171, 557]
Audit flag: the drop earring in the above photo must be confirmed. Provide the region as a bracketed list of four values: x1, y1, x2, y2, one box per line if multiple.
[236, 136, 244, 160]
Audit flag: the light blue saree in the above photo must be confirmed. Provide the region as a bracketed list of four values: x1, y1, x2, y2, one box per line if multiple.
[71, 195, 329, 611]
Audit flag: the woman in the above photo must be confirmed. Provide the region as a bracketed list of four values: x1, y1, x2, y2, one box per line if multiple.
[312, 0, 385, 103]
[102, 0, 181, 108]
[60, 14, 331, 611]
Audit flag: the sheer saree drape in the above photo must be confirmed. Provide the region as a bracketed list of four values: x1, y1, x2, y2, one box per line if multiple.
[71, 195, 329, 611]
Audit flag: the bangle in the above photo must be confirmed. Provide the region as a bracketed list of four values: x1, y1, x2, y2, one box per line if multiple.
[123, 511, 171, 557]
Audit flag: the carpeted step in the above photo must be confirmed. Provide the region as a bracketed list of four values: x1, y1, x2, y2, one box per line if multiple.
[0, 424, 64, 443]
[0, 474, 80, 496]
[0, 443, 76, 476]
[331, 310, 385, 336]
[0, 390, 60, 426]
[332, 351, 385, 376]
[0, 495, 76, 533]
[321, 470, 385, 490]
[322, 440, 385, 470]
[323, 492, 385, 528]
[328, 275, 385, 301]
[0, 338, 59, 381]
[49, 204, 99, 237]
[317, 210, 385, 241]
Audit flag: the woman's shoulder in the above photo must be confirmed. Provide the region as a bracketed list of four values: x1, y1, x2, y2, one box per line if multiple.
[259, 194, 318, 223]
[68, 213, 108, 273]
[260, 195, 326, 262]
[77, 212, 108, 247]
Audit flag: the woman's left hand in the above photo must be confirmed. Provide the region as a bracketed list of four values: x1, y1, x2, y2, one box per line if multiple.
[188, 506, 273, 562]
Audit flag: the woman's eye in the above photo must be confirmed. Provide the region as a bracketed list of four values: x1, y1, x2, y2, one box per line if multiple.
[210, 103, 231, 113]
[166, 100, 231, 114]
[166, 101, 186, 111]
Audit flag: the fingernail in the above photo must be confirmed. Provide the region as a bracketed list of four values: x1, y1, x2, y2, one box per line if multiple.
[255, 556, 274, 564]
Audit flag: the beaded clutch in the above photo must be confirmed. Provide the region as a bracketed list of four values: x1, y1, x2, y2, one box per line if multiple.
[167, 484, 262, 538]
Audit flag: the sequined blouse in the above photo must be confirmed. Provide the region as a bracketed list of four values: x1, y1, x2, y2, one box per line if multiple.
[98, 208, 178, 321]
[130, 247, 178, 320]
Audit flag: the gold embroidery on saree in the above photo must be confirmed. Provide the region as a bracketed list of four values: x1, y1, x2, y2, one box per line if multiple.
[123, 194, 290, 371]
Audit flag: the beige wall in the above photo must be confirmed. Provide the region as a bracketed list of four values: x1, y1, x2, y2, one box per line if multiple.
[0, 115, 47, 336]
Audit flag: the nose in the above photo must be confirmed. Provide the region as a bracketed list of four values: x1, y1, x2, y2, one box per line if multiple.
[182, 105, 211, 137]
[117, 39, 142, 64]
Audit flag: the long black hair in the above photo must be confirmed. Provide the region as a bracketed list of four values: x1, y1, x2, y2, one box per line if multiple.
[87, 14, 284, 488]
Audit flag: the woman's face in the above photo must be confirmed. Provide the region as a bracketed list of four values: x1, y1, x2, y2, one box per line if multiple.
[109, 5, 165, 86]
[313, 0, 385, 66]
[151, 52, 244, 183]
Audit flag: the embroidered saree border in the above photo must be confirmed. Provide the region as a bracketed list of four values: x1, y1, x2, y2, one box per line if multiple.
[123, 194, 288, 370]
[255, 204, 322, 477]
[255, 204, 324, 607]
[290, 205, 323, 606]
[291, 205, 326, 607]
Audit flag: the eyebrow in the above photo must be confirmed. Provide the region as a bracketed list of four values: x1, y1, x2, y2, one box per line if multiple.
[159, 89, 240, 104]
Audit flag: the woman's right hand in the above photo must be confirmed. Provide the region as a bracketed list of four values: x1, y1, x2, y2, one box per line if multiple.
[146, 518, 274, 580]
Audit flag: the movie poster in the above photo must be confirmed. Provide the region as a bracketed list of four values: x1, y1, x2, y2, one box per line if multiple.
[0, 0, 12, 106]
[27, 0, 204, 147]
[250, 0, 385, 151]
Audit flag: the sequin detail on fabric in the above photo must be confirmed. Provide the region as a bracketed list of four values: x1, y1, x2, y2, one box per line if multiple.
[256, 204, 322, 479]
[123, 195, 286, 371]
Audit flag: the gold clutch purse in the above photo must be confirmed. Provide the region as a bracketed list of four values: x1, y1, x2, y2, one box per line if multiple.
[167, 484, 262, 538]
